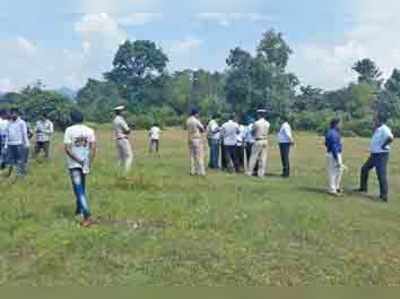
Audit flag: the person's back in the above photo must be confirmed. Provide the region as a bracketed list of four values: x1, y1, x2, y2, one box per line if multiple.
[222, 120, 239, 146]
[253, 118, 270, 140]
[149, 126, 161, 140]
[64, 124, 95, 172]
[187, 116, 203, 140]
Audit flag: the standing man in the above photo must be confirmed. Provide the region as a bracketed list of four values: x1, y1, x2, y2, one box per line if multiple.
[206, 115, 220, 169]
[277, 117, 295, 178]
[113, 106, 133, 175]
[357, 116, 394, 202]
[0, 110, 9, 170]
[148, 123, 161, 155]
[236, 123, 246, 172]
[221, 114, 240, 173]
[34, 113, 54, 159]
[4, 109, 30, 179]
[244, 118, 256, 173]
[187, 108, 206, 176]
[247, 109, 270, 178]
[64, 110, 96, 227]
[325, 119, 344, 196]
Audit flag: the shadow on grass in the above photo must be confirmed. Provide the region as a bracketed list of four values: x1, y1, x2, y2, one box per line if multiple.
[53, 205, 73, 218]
[297, 186, 330, 196]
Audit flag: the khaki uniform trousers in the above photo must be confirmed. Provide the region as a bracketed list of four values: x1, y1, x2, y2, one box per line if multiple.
[189, 138, 206, 176]
[116, 138, 133, 174]
[247, 140, 268, 177]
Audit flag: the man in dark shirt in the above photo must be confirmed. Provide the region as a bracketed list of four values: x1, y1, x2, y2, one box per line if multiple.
[325, 119, 344, 196]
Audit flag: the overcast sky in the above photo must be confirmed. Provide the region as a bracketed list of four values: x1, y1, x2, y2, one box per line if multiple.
[0, 0, 398, 92]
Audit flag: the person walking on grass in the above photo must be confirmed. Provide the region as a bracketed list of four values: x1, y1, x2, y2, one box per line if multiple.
[4, 108, 30, 179]
[277, 116, 295, 178]
[64, 110, 96, 227]
[247, 109, 270, 178]
[325, 118, 345, 197]
[34, 113, 54, 159]
[186, 108, 206, 176]
[356, 115, 394, 202]
[221, 114, 240, 173]
[113, 106, 133, 175]
[148, 123, 161, 155]
[0, 110, 9, 170]
[206, 115, 220, 169]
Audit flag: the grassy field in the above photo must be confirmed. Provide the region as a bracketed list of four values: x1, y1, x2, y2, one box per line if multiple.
[1, 128, 400, 286]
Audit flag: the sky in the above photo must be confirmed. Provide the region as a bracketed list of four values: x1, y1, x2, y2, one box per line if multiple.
[0, 0, 399, 92]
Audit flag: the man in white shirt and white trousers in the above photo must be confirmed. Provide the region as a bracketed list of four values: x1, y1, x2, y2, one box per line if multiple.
[34, 113, 54, 159]
[113, 106, 133, 175]
[277, 117, 294, 178]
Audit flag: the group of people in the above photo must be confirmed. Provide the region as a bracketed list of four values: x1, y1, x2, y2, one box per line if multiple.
[0, 105, 395, 228]
[187, 108, 395, 202]
[0, 109, 54, 178]
[188, 108, 294, 179]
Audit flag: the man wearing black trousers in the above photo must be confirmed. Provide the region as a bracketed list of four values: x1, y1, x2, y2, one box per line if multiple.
[277, 118, 294, 178]
[357, 116, 394, 202]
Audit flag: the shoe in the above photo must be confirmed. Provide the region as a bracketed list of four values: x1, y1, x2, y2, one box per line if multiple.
[354, 188, 367, 193]
[380, 197, 388, 203]
[328, 191, 341, 197]
[336, 189, 344, 194]
[80, 218, 94, 228]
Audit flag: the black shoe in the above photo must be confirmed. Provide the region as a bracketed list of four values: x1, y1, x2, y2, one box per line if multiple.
[380, 196, 388, 203]
[337, 189, 344, 194]
[354, 188, 367, 193]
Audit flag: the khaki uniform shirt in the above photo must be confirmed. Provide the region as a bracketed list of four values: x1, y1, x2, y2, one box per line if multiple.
[187, 116, 204, 140]
[253, 118, 270, 140]
[113, 116, 130, 140]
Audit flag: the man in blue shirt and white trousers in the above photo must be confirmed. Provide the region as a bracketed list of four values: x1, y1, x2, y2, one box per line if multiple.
[357, 116, 394, 202]
[325, 118, 344, 196]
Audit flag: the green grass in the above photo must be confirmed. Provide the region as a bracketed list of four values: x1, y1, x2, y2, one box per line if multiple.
[1, 129, 400, 286]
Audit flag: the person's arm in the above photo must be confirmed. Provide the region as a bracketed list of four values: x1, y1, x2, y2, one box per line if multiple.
[21, 122, 30, 147]
[48, 121, 54, 135]
[64, 144, 84, 166]
[197, 120, 205, 133]
[382, 136, 394, 150]
[286, 125, 294, 144]
[121, 119, 131, 135]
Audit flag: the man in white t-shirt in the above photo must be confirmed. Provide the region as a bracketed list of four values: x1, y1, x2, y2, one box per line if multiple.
[357, 116, 394, 202]
[148, 123, 161, 154]
[277, 116, 294, 178]
[206, 115, 220, 169]
[64, 110, 96, 227]
[221, 114, 240, 173]
[34, 113, 54, 159]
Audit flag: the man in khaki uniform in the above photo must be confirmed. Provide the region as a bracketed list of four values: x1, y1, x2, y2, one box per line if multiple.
[113, 106, 133, 175]
[247, 109, 270, 177]
[186, 109, 206, 176]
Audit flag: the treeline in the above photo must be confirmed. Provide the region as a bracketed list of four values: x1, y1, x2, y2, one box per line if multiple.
[2, 28, 400, 135]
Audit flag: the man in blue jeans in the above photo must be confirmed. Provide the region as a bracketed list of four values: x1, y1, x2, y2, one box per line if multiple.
[206, 115, 220, 169]
[357, 116, 394, 202]
[64, 111, 96, 227]
[4, 109, 30, 179]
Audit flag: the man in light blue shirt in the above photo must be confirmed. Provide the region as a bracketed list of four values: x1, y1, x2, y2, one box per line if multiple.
[221, 115, 240, 173]
[357, 116, 394, 202]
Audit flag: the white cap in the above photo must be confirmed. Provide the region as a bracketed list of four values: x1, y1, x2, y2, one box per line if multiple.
[114, 105, 125, 111]
[257, 109, 267, 113]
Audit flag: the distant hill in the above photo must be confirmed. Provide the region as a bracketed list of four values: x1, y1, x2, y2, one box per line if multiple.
[55, 87, 77, 101]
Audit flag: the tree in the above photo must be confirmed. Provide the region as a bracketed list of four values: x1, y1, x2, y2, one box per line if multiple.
[105, 40, 169, 104]
[352, 58, 382, 86]
[257, 29, 293, 70]
[77, 79, 122, 123]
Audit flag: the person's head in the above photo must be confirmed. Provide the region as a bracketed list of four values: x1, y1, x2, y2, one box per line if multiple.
[330, 118, 341, 129]
[114, 105, 126, 116]
[257, 109, 267, 119]
[0, 109, 6, 119]
[229, 113, 236, 121]
[153, 122, 159, 128]
[190, 108, 199, 117]
[70, 110, 84, 125]
[39, 112, 48, 121]
[10, 108, 19, 121]
[211, 114, 219, 120]
[375, 114, 388, 128]
[281, 114, 290, 123]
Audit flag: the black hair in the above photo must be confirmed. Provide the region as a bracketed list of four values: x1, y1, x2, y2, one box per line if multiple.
[191, 108, 199, 116]
[330, 118, 340, 129]
[70, 110, 84, 124]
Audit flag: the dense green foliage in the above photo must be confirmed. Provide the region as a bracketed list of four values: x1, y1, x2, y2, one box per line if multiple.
[2, 29, 400, 134]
